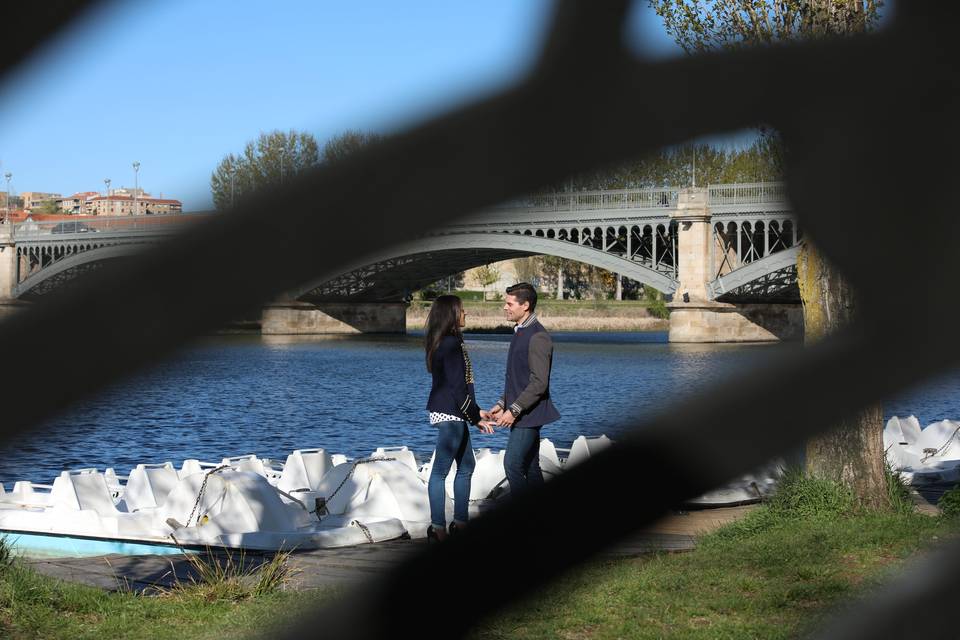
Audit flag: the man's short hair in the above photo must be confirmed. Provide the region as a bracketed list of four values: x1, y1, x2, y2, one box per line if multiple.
[506, 282, 537, 312]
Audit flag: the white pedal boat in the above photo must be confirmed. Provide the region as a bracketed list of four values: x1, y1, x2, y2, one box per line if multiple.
[0, 433, 765, 558]
[885, 416, 960, 485]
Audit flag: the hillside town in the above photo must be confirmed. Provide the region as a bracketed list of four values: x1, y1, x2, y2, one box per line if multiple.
[1, 186, 182, 223]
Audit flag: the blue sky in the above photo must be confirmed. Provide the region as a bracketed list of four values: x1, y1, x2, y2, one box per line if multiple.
[0, 1, 694, 210]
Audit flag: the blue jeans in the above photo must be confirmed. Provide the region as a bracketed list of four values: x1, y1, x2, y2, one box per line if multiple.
[428, 420, 476, 528]
[504, 426, 543, 494]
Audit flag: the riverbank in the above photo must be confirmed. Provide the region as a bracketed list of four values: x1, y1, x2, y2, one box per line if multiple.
[407, 300, 668, 332]
[2, 494, 954, 637]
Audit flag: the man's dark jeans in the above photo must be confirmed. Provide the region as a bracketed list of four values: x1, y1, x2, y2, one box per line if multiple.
[505, 425, 543, 494]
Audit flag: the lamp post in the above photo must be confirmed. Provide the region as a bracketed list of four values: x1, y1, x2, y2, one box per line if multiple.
[4, 172, 11, 223]
[103, 178, 111, 216]
[132, 161, 140, 216]
[230, 167, 237, 208]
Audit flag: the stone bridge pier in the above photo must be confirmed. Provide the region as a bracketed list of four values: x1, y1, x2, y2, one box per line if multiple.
[667, 188, 802, 343]
[260, 297, 407, 335]
[0, 225, 27, 321]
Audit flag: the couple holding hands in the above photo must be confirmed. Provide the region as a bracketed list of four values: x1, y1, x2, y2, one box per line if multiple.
[424, 282, 560, 542]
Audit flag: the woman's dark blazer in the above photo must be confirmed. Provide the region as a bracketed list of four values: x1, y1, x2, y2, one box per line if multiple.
[426, 335, 481, 424]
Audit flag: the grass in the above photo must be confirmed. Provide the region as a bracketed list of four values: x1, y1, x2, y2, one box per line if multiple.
[154, 546, 300, 602]
[0, 542, 325, 640]
[0, 472, 951, 638]
[467, 472, 955, 639]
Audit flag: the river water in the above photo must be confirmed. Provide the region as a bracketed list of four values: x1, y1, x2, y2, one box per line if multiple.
[2, 331, 957, 485]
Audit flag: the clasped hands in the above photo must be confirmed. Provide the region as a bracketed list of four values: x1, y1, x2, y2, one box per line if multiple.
[477, 405, 516, 433]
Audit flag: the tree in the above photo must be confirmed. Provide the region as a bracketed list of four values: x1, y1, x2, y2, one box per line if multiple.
[211, 129, 385, 211]
[34, 200, 60, 215]
[649, 0, 888, 508]
[210, 130, 319, 210]
[561, 138, 782, 192]
[473, 264, 501, 300]
[321, 130, 383, 164]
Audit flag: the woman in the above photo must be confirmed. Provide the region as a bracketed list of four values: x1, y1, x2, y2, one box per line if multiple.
[425, 295, 493, 542]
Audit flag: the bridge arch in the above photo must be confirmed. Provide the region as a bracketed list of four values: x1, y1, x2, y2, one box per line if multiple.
[15, 244, 147, 299]
[293, 232, 679, 302]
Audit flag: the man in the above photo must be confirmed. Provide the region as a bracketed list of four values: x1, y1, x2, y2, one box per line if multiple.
[487, 282, 560, 493]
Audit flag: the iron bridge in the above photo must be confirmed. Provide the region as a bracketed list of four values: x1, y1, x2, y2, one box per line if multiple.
[8, 181, 798, 303]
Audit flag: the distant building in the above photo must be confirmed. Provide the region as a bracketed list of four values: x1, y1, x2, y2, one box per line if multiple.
[0, 192, 24, 211]
[53, 189, 181, 216]
[87, 193, 182, 216]
[58, 192, 99, 214]
[21, 191, 61, 212]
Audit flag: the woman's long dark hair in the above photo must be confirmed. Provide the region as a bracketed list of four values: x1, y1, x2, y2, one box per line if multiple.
[425, 295, 463, 372]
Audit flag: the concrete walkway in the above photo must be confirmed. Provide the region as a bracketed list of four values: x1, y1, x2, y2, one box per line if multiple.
[24, 506, 756, 593]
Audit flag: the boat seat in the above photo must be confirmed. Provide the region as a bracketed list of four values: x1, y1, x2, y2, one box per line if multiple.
[539, 438, 563, 468]
[51, 470, 119, 516]
[3, 481, 54, 506]
[122, 463, 179, 512]
[566, 435, 613, 468]
[278, 448, 334, 493]
[371, 446, 418, 472]
[221, 455, 267, 476]
[179, 459, 221, 479]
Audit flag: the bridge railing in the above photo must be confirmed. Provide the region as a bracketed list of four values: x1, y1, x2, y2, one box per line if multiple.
[11, 213, 207, 239]
[707, 181, 788, 206]
[495, 187, 679, 212]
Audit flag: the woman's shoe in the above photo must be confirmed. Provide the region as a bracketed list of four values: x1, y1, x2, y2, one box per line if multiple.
[448, 522, 463, 536]
[426, 525, 439, 544]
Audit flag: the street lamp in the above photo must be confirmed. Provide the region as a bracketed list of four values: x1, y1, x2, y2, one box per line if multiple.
[4, 172, 11, 223]
[104, 178, 111, 216]
[229, 167, 237, 208]
[132, 161, 140, 216]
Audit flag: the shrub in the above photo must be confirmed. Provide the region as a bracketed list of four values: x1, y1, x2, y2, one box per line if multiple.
[157, 547, 297, 601]
[0, 536, 12, 574]
[938, 486, 960, 518]
[642, 287, 669, 319]
[766, 468, 855, 519]
[885, 463, 914, 515]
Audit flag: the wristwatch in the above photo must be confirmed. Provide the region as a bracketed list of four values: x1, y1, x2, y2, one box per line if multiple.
[509, 406, 522, 419]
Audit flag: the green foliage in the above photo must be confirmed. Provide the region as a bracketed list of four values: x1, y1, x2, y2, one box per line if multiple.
[472, 264, 501, 291]
[0, 550, 321, 639]
[210, 129, 320, 210]
[321, 130, 383, 164]
[710, 469, 855, 543]
[561, 139, 783, 192]
[0, 536, 12, 574]
[33, 199, 61, 215]
[210, 129, 383, 210]
[766, 468, 856, 519]
[474, 508, 948, 640]
[643, 286, 670, 319]
[157, 547, 297, 601]
[885, 463, 914, 516]
[938, 485, 960, 518]
[648, 0, 884, 55]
